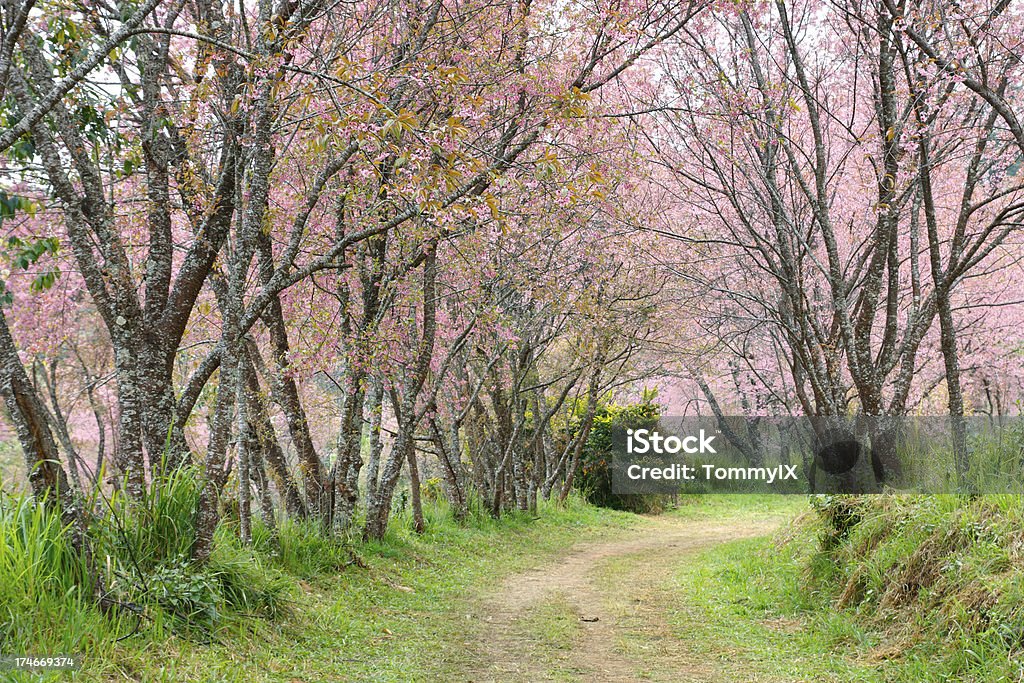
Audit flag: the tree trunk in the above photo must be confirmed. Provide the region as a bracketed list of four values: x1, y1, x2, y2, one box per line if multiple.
[331, 372, 365, 535]
[0, 309, 78, 523]
[193, 351, 238, 564]
[243, 350, 307, 518]
[257, 232, 327, 519]
[235, 363, 253, 545]
[937, 291, 969, 484]
[429, 417, 467, 521]
[406, 443, 425, 534]
[363, 248, 437, 540]
[364, 424, 409, 540]
[363, 380, 385, 510]
[559, 360, 604, 504]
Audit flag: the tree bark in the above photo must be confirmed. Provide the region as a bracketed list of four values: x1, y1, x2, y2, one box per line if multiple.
[0, 309, 77, 520]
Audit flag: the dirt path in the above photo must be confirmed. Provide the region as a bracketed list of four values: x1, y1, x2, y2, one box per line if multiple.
[467, 512, 786, 682]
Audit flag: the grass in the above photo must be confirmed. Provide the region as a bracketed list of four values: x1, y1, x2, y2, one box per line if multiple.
[513, 593, 586, 681]
[659, 494, 1024, 682]
[0, 489, 640, 682]
[664, 493, 810, 521]
[664, 534, 881, 682]
[9, 483, 1024, 681]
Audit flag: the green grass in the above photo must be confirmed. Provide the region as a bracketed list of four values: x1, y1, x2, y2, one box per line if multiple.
[665, 534, 881, 682]
[521, 594, 583, 652]
[0, 491, 639, 682]
[12, 484, 1022, 681]
[661, 494, 1024, 682]
[665, 493, 810, 521]
[513, 593, 586, 681]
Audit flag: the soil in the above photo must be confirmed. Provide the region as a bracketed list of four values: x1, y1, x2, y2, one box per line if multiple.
[467, 513, 785, 682]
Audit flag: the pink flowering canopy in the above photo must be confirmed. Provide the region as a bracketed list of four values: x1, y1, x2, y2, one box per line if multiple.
[0, 0, 1020, 534]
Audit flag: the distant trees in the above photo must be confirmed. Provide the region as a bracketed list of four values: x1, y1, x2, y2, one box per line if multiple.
[641, 0, 1024, 479]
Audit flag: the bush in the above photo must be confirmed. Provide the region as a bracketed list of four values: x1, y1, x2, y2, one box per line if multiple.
[146, 552, 222, 629]
[574, 389, 666, 513]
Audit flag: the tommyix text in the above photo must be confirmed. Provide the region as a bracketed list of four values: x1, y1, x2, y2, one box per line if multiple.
[623, 429, 798, 484]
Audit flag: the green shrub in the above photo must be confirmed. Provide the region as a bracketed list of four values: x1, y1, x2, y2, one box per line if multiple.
[146, 552, 222, 629]
[574, 389, 666, 513]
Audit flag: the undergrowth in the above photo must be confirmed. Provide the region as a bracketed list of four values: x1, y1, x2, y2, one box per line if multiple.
[680, 494, 1024, 681]
[0, 469, 296, 667]
[808, 494, 1024, 679]
[0, 476, 633, 681]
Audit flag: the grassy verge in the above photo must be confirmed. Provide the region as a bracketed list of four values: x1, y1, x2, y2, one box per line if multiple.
[663, 494, 1024, 682]
[665, 534, 881, 682]
[2, 492, 639, 682]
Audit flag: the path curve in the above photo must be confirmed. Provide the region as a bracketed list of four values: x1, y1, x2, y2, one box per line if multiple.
[468, 513, 784, 682]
